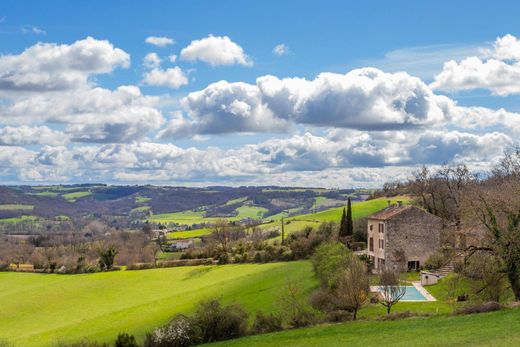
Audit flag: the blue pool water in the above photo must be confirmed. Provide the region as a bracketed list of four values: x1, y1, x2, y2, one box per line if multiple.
[401, 286, 428, 301]
[377, 285, 429, 301]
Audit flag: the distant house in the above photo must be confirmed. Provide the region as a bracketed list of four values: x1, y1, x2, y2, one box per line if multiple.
[367, 202, 442, 272]
[170, 239, 194, 251]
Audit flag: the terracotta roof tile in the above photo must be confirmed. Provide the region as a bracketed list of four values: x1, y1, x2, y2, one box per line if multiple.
[368, 204, 413, 220]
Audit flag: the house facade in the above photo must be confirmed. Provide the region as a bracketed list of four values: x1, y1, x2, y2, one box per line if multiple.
[367, 202, 442, 272]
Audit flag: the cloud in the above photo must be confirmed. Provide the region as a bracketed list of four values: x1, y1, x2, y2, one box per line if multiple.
[142, 67, 189, 89]
[0, 36, 130, 92]
[0, 126, 68, 146]
[166, 68, 448, 138]
[159, 80, 286, 138]
[180, 35, 252, 66]
[1, 85, 164, 143]
[272, 43, 289, 56]
[431, 34, 520, 95]
[143, 52, 161, 69]
[145, 36, 175, 47]
[21, 25, 46, 35]
[169, 54, 177, 63]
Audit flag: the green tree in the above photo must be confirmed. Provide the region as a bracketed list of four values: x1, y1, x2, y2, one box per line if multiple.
[346, 198, 353, 236]
[98, 245, 118, 271]
[339, 208, 348, 237]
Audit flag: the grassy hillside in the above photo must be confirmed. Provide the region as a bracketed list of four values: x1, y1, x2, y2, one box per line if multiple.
[0, 261, 316, 347]
[261, 196, 410, 240]
[208, 308, 520, 347]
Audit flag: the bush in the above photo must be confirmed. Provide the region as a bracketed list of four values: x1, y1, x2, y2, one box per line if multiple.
[454, 302, 501, 315]
[114, 332, 138, 347]
[143, 314, 201, 347]
[193, 299, 249, 343]
[251, 311, 283, 334]
[424, 252, 446, 271]
[324, 310, 352, 323]
[309, 289, 340, 312]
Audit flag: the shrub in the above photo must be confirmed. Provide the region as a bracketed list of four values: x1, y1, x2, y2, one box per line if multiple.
[424, 252, 446, 271]
[454, 302, 501, 315]
[114, 332, 138, 347]
[309, 289, 340, 312]
[324, 310, 352, 323]
[193, 299, 249, 343]
[143, 314, 201, 347]
[251, 311, 283, 334]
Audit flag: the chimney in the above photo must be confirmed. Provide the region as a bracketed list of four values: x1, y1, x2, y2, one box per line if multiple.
[397, 200, 403, 207]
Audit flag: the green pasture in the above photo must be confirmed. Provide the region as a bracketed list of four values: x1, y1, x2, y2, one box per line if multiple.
[0, 261, 316, 347]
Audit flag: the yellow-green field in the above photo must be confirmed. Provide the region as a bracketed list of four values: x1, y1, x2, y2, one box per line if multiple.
[0, 261, 316, 347]
[0, 204, 34, 211]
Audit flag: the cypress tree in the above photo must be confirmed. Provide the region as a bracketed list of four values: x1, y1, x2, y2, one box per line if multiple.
[346, 197, 353, 236]
[339, 207, 348, 237]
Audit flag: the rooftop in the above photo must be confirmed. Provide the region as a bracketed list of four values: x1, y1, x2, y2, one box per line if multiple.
[368, 203, 414, 221]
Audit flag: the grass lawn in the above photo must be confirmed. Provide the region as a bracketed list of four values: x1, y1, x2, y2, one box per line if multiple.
[0, 204, 34, 211]
[0, 261, 316, 347]
[208, 307, 520, 347]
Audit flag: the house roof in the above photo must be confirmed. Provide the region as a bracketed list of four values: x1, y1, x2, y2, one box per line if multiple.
[368, 204, 414, 221]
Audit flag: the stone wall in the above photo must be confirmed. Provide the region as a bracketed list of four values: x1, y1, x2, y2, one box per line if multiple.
[385, 207, 442, 271]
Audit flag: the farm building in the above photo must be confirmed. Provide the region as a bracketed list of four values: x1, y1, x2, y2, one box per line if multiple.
[366, 202, 443, 272]
[170, 239, 194, 251]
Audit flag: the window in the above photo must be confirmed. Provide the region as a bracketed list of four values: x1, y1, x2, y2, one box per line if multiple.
[379, 239, 384, 249]
[369, 237, 374, 252]
[369, 225, 373, 231]
[378, 223, 384, 233]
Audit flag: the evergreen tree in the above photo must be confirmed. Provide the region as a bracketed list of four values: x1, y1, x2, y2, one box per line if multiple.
[346, 197, 354, 236]
[339, 207, 348, 237]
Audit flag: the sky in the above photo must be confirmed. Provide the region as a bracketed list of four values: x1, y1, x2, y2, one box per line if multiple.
[1, 0, 520, 188]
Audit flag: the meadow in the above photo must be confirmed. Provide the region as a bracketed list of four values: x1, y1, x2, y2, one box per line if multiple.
[0, 261, 316, 346]
[208, 308, 520, 347]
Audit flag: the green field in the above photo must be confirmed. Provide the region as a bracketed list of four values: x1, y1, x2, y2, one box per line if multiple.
[0, 261, 316, 347]
[167, 228, 212, 239]
[135, 196, 151, 203]
[260, 196, 410, 240]
[236, 205, 269, 219]
[0, 204, 34, 211]
[209, 308, 520, 347]
[62, 191, 92, 201]
[0, 215, 38, 223]
[130, 206, 151, 213]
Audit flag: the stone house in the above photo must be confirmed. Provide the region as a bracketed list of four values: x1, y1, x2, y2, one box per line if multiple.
[367, 202, 442, 272]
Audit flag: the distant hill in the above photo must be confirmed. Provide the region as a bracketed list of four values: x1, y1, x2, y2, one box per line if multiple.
[0, 185, 373, 232]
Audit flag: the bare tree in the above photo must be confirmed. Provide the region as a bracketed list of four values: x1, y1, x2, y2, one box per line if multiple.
[379, 269, 406, 314]
[335, 255, 369, 320]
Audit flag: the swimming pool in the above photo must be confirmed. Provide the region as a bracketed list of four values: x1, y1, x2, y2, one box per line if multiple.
[400, 286, 428, 301]
[374, 285, 433, 301]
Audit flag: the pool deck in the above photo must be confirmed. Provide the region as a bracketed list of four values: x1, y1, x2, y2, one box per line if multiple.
[370, 282, 436, 302]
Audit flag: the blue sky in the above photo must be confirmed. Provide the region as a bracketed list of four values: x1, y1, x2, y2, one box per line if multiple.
[0, 1, 519, 187]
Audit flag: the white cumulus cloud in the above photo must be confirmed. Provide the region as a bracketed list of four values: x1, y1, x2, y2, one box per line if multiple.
[180, 35, 252, 66]
[142, 67, 189, 89]
[145, 36, 175, 47]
